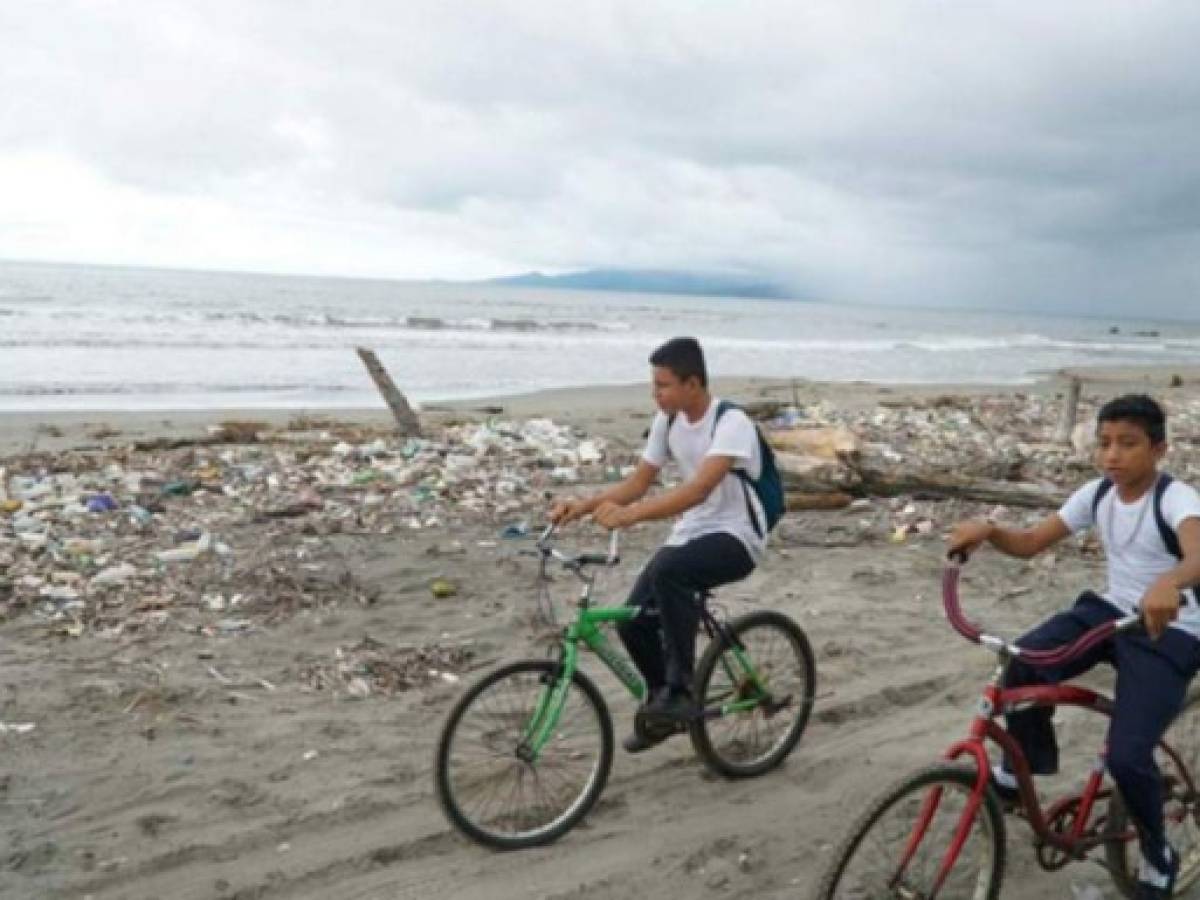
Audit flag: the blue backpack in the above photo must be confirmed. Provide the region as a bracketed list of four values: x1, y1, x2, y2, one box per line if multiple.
[1090, 473, 1199, 606]
[667, 400, 786, 537]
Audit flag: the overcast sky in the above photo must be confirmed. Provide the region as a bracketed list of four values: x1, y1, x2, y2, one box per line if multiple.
[3, 2, 1200, 316]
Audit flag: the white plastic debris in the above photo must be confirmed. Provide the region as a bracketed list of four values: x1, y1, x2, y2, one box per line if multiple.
[155, 532, 213, 563]
[91, 563, 137, 587]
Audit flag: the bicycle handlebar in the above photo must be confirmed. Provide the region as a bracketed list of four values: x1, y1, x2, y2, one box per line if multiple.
[533, 524, 621, 570]
[943, 554, 1141, 667]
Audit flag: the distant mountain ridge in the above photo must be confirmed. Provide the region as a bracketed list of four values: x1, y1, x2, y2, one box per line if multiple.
[484, 268, 790, 299]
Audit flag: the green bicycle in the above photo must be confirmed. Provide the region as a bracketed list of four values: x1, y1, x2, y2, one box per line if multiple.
[435, 524, 817, 849]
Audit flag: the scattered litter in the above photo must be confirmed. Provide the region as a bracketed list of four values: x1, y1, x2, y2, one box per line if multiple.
[0, 414, 606, 635]
[430, 578, 458, 599]
[0, 721, 36, 735]
[86, 493, 119, 513]
[299, 637, 475, 697]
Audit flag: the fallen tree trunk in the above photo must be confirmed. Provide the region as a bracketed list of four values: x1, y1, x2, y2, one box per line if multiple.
[854, 470, 1066, 508]
[785, 491, 854, 511]
[781, 467, 1066, 509]
[132, 435, 223, 451]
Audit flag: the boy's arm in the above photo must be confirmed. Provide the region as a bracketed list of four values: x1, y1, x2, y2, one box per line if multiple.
[549, 460, 659, 524]
[1141, 517, 1200, 638]
[947, 513, 1072, 560]
[594, 455, 732, 529]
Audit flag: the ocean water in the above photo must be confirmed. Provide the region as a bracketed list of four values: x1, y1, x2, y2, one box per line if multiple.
[1, 260, 1199, 411]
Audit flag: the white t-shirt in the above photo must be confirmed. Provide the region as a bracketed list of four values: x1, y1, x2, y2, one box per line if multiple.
[1058, 476, 1200, 636]
[642, 398, 766, 561]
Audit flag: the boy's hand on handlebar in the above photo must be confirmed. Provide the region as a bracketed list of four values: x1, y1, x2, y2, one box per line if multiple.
[549, 496, 588, 526]
[946, 519, 994, 558]
[1141, 576, 1182, 640]
[593, 501, 637, 530]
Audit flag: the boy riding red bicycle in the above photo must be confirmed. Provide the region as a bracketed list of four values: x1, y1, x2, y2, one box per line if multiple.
[948, 394, 1200, 899]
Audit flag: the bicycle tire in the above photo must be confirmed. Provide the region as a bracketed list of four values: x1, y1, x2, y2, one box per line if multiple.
[813, 763, 1006, 900]
[690, 609, 816, 777]
[1104, 686, 1200, 897]
[435, 658, 614, 849]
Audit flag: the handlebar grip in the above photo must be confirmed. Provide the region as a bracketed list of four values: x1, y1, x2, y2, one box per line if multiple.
[578, 553, 611, 566]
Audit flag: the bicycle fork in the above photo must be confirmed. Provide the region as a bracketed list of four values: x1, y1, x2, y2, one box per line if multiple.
[518, 645, 580, 763]
[890, 712, 996, 897]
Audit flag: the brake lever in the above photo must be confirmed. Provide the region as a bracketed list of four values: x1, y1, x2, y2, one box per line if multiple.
[606, 529, 621, 566]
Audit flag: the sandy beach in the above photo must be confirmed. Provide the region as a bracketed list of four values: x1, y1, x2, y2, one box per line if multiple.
[3, 366, 1200, 900]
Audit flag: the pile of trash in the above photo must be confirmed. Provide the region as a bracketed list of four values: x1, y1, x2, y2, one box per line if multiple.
[0, 417, 613, 636]
[297, 636, 475, 697]
[764, 393, 1200, 488]
[759, 391, 1200, 549]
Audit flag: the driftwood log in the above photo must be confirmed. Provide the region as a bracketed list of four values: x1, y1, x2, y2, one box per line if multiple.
[785, 491, 854, 511]
[780, 466, 1066, 509]
[770, 424, 1067, 509]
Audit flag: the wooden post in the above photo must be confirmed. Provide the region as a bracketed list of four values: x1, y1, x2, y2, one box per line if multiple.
[1054, 375, 1082, 444]
[356, 348, 422, 437]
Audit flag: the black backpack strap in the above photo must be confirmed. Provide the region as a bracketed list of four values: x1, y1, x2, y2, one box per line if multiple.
[1091, 477, 1114, 521]
[663, 412, 677, 460]
[1153, 474, 1180, 558]
[711, 399, 734, 433]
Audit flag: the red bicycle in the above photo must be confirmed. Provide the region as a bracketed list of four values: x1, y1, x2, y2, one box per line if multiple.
[814, 554, 1200, 899]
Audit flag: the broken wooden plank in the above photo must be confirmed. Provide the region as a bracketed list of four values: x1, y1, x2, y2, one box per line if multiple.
[356, 348, 422, 437]
[1054, 375, 1082, 445]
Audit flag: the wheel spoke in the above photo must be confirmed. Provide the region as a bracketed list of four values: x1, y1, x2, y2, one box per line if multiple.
[818, 768, 1001, 900]
[694, 612, 814, 774]
[438, 661, 611, 847]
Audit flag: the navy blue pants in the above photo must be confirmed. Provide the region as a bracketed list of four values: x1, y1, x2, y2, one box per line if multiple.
[1003, 592, 1200, 870]
[617, 533, 754, 695]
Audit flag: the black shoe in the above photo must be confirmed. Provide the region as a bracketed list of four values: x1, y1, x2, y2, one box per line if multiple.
[622, 710, 686, 754]
[622, 727, 672, 754]
[1135, 845, 1178, 900]
[642, 689, 698, 725]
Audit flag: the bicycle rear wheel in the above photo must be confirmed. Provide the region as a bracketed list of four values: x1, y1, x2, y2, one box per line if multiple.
[814, 764, 1006, 900]
[1104, 686, 1200, 897]
[435, 658, 613, 849]
[690, 609, 816, 777]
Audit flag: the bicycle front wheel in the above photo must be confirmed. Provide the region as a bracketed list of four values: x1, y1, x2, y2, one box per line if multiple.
[1104, 686, 1200, 897]
[435, 658, 613, 849]
[814, 764, 1006, 900]
[690, 609, 816, 777]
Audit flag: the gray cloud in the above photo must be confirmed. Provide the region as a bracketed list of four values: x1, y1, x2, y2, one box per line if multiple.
[2, 1, 1200, 316]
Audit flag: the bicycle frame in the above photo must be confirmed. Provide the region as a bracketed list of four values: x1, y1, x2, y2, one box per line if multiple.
[519, 526, 769, 761]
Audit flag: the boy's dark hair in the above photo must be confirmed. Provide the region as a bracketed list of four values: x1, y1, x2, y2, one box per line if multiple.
[649, 337, 708, 387]
[1096, 393, 1167, 444]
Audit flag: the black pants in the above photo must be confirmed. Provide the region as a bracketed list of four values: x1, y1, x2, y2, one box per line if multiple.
[616, 533, 754, 695]
[1003, 591, 1200, 871]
